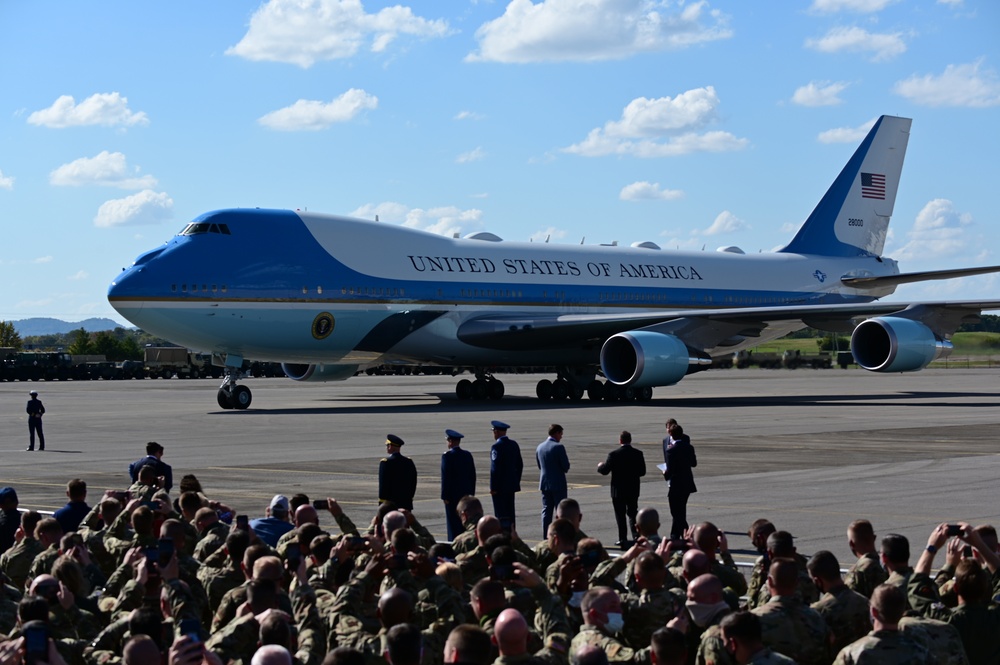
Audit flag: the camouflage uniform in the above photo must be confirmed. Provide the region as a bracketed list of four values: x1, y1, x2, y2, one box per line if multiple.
[695, 615, 737, 665]
[197, 560, 244, 613]
[457, 546, 491, 587]
[621, 586, 685, 650]
[749, 554, 819, 609]
[844, 552, 887, 600]
[833, 629, 930, 664]
[0, 536, 44, 590]
[0, 594, 17, 637]
[810, 585, 873, 655]
[899, 615, 969, 665]
[745, 648, 796, 664]
[452, 522, 479, 555]
[26, 543, 61, 579]
[746, 556, 769, 610]
[570, 625, 651, 664]
[908, 571, 1000, 665]
[752, 595, 831, 665]
[212, 580, 295, 633]
[125, 481, 158, 503]
[884, 566, 914, 609]
[192, 521, 229, 563]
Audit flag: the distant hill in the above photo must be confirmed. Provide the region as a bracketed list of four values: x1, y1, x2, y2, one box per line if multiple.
[11, 317, 127, 336]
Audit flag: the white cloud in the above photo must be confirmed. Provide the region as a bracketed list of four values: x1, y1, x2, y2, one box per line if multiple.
[27, 92, 149, 128]
[0, 170, 13, 190]
[468, 0, 732, 63]
[50, 151, 157, 189]
[805, 26, 906, 61]
[68, 270, 89, 281]
[227, 0, 451, 68]
[563, 87, 748, 158]
[791, 81, 849, 107]
[529, 227, 568, 242]
[699, 210, 748, 236]
[258, 89, 378, 130]
[619, 181, 684, 201]
[891, 199, 973, 261]
[454, 111, 485, 121]
[817, 117, 877, 143]
[349, 202, 483, 237]
[893, 60, 1000, 108]
[456, 147, 486, 164]
[936, 0, 963, 6]
[810, 0, 896, 13]
[33, 256, 53, 264]
[94, 190, 174, 228]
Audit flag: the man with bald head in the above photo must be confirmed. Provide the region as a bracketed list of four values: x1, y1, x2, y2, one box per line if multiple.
[457, 515, 503, 586]
[685, 574, 733, 665]
[751, 559, 831, 665]
[123, 634, 162, 665]
[252, 644, 294, 665]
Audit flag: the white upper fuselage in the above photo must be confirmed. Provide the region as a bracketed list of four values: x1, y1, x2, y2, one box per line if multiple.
[107, 209, 899, 367]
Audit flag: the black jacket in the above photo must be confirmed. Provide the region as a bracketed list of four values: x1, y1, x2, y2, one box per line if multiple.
[597, 444, 646, 498]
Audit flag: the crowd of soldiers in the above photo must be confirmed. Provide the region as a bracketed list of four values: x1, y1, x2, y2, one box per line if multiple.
[1, 454, 1000, 665]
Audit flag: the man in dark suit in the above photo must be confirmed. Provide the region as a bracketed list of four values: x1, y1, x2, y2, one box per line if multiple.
[441, 428, 476, 540]
[535, 423, 570, 539]
[379, 434, 418, 510]
[597, 430, 646, 548]
[489, 420, 522, 528]
[662, 423, 697, 539]
[128, 441, 174, 492]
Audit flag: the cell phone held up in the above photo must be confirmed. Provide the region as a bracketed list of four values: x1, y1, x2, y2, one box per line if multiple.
[23, 620, 49, 665]
[946, 524, 963, 538]
[285, 543, 301, 573]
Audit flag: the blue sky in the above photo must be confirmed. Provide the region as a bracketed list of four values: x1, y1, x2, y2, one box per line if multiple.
[1, 0, 998, 326]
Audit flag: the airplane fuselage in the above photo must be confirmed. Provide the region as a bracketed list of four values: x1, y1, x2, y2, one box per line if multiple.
[109, 208, 898, 367]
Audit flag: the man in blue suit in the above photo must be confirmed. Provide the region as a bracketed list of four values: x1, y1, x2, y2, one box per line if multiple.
[535, 423, 570, 539]
[441, 428, 476, 540]
[489, 420, 522, 529]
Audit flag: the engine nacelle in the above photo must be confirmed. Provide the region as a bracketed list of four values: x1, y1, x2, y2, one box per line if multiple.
[281, 363, 359, 382]
[600, 331, 708, 387]
[850, 316, 952, 372]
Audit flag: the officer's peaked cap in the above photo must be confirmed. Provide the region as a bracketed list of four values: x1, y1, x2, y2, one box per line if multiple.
[386, 434, 404, 446]
[491, 420, 510, 430]
[445, 429, 464, 439]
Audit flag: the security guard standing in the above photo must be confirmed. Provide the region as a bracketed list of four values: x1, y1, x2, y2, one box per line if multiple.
[26, 390, 45, 451]
[488, 420, 522, 528]
[378, 434, 417, 510]
[441, 429, 476, 540]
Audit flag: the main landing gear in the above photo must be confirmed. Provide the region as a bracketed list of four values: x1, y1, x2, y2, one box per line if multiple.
[217, 366, 252, 410]
[535, 367, 653, 403]
[454, 371, 505, 401]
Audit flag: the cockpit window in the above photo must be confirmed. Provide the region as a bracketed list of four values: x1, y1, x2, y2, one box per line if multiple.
[179, 222, 232, 236]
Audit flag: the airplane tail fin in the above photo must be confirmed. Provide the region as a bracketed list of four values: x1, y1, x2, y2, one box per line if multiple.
[779, 115, 911, 258]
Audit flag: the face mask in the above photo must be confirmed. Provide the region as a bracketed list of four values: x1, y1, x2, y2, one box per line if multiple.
[604, 612, 624, 634]
[568, 591, 585, 608]
[686, 600, 729, 628]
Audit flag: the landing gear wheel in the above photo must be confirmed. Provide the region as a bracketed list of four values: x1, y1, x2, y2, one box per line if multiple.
[552, 379, 569, 400]
[472, 379, 488, 400]
[487, 379, 505, 400]
[456, 379, 473, 400]
[568, 383, 584, 401]
[233, 385, 252, 410]
[536, 379, 553, 400]
[586, 380, 604, 402]
[217, 388, 234, 410]
[637, 386, 653, 402]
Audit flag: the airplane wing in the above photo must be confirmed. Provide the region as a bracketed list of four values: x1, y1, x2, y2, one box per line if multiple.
[842, 265, 1000, 289]
[456, 300, 1000, 353]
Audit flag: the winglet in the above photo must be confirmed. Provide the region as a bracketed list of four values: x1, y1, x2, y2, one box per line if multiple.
[779, 115, 911, 258]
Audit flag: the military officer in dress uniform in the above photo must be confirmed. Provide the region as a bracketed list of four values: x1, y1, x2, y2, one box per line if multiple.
[488, 420, 522, 529]
[441, 429, 476, 541]
[378, 434, 417, 511]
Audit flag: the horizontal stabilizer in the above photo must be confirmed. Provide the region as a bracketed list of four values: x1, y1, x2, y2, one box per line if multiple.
[842, 265, 1000, 289]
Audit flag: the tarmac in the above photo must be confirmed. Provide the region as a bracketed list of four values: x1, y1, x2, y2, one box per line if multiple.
[2, 366, 999, 568]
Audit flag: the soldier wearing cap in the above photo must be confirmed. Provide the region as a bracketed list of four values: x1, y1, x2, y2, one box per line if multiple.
[25, 390, 45, 451]
[489, 420, 522, 528]
[379, 434, 418, 511]
[441, 429, 476, 541]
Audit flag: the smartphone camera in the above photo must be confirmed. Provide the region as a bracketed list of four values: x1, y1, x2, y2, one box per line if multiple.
[158, 538, 175, 567]
[312, 499, 328, 510]
[23, 620, 49, 665]
[236, 515, 249, 530]
[946, 524, 963, 538]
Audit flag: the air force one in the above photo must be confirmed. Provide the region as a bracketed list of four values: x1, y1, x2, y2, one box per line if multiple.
[109, 115, 1000, 409]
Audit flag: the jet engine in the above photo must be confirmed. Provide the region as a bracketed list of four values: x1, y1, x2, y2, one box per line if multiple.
[850, 316, 952, 372]
[281, 363, 359, 382]
[600, 331, 710, 387]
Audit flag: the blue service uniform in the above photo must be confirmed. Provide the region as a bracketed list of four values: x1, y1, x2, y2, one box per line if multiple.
[379, 451, 418, 510]
[441, 445, 476, 540]
[490, 433, 523, 526]
[26, 395, 45, 450]
[535, 436, 570, 539]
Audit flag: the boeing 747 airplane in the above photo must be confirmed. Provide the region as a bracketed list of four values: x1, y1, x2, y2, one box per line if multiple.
[108, 115, 1000, 409]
